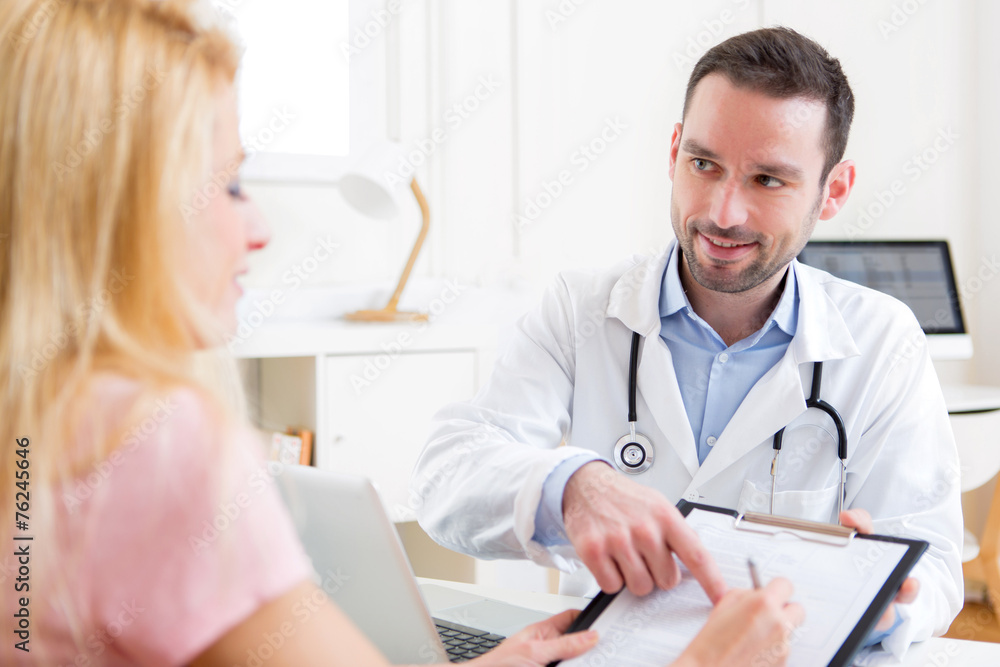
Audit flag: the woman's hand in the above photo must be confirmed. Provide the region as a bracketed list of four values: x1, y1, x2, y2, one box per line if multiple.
[467, 608, 598, 666]
[673, 578, 805, 667]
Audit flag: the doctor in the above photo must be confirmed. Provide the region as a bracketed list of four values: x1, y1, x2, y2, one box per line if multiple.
[412, 27, 962, 656]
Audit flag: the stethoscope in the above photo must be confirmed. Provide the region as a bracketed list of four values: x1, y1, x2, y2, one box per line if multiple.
[613, 332, 849, 518]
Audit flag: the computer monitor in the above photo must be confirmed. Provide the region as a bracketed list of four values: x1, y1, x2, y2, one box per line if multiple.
[797, 240, 972, 360]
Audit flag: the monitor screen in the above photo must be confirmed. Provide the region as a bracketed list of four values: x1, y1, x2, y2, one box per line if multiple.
[797, 241, 966, 335]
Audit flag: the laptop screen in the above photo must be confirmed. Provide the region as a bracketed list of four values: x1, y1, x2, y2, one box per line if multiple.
[796, 240, 966, 335]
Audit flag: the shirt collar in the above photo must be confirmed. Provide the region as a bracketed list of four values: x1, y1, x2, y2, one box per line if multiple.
[659, 242, 689, 318]
[771, 263, 798, 336]
[659, 241, 799, 336]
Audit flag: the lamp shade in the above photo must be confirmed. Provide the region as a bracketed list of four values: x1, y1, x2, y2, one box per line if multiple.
[337, 143, 406, 220]
[338, 173, 399, 220]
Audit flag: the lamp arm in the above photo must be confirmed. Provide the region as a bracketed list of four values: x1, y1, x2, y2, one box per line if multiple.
[385, 178, 430, 311]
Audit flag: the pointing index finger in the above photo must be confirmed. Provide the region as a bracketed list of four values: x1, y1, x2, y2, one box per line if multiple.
[661, 508, 728, 603]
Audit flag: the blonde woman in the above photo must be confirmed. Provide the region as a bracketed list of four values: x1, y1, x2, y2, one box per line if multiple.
[0, 0, 802, 665]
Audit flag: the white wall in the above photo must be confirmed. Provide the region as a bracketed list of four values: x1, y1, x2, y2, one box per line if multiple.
[959, 0, 1000, 552]
[513, 1, 758, 279]
[973, 0, 1000, 387]
[243, 3, 997, 382]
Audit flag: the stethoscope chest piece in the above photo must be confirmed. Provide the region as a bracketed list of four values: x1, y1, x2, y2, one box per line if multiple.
[614, 427, 654, 474]
[615, 331, 654, 474]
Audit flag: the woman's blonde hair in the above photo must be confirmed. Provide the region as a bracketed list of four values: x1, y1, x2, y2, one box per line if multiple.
[1, 0, 245, 657]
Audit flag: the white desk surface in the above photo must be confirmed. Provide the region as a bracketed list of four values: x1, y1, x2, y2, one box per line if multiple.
[418, 577, 1000, 666]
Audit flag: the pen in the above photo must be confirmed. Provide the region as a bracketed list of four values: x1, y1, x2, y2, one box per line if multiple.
[747, 558, 762, 590]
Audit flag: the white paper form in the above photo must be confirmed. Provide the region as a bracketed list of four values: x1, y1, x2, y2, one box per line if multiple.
[560, 508, 910, 667]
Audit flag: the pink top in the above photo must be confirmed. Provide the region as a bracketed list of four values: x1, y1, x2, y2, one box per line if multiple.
[11, 376, 314, 666]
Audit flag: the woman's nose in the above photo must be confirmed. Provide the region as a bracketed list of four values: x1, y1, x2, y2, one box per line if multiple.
[244, 200, 271, 252]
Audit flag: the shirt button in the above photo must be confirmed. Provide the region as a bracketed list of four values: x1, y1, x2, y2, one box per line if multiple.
[718, 353, 729, 363]
[706, 436, 717, 446]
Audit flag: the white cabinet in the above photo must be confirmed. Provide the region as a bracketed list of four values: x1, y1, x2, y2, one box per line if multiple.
[320, 351, 476, 521]
[235, 316, 491, 516]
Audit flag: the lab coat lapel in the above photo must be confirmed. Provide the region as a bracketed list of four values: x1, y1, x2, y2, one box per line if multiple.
[606, 247, 700, 480]
[789, 262, 861, 363]
[637, 336, 700, 479]
[605, 250, 669, 340]
[689, 261, 862, 487]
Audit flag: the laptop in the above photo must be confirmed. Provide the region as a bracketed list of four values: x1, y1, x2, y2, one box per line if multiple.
[275, 464, 549, 664]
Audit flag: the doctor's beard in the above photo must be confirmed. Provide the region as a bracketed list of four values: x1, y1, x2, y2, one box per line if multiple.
[669, 195, 822, 295]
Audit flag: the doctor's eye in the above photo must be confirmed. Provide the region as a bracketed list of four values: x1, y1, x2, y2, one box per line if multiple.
[692, 158, 714, 171]
[755, 174, 785, 188]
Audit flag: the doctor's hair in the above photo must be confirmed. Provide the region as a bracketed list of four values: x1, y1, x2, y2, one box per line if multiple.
[1, 0, 245, 659]
[682, 26, 855, 184]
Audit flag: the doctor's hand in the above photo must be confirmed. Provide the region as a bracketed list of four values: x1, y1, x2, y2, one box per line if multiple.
[673, 578, 805, 667]
[469, 608, 598, 666]
[561, 461, 727, 603]
[839, 508, 920, 633]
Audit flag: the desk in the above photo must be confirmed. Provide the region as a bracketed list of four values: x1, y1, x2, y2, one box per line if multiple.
[419, 578, 1000, 666]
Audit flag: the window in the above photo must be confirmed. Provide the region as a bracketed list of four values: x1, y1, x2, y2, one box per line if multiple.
[215, 0, 387, 182]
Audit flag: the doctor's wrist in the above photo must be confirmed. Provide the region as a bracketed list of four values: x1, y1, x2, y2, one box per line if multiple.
[562, 461, 616, 520]
[533, 454, 604, 546]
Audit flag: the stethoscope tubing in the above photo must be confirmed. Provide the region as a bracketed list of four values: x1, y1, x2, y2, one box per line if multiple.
[616, 331, 849, 522]
[627, 331, 641, 423]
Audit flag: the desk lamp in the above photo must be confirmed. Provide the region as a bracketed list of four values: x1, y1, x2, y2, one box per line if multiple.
[340, 146, 430, 323]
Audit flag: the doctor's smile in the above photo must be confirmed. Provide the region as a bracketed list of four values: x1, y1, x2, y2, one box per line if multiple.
[695, 230, 760, 263]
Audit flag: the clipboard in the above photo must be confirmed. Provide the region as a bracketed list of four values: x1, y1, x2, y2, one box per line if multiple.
[551, 501, 928, 667]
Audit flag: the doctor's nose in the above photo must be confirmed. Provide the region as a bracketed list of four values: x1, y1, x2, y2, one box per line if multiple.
[707, 180, 750, 229]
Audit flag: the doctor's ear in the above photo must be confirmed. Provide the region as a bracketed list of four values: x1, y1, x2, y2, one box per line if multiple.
[668, 123, 683, 179]
[817, 160, 856, 220]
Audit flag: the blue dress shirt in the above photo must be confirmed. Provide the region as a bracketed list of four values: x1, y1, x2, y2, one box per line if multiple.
[658, 244, 798, 465]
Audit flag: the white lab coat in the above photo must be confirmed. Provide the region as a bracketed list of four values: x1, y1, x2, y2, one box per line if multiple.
[411, 244, 963, 655]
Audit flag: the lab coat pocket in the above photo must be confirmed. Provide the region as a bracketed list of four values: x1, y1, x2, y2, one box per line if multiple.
[735, 479, 840, 524]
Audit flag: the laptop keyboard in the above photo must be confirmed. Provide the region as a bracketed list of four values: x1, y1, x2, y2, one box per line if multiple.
[434, 618, 506, 663]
